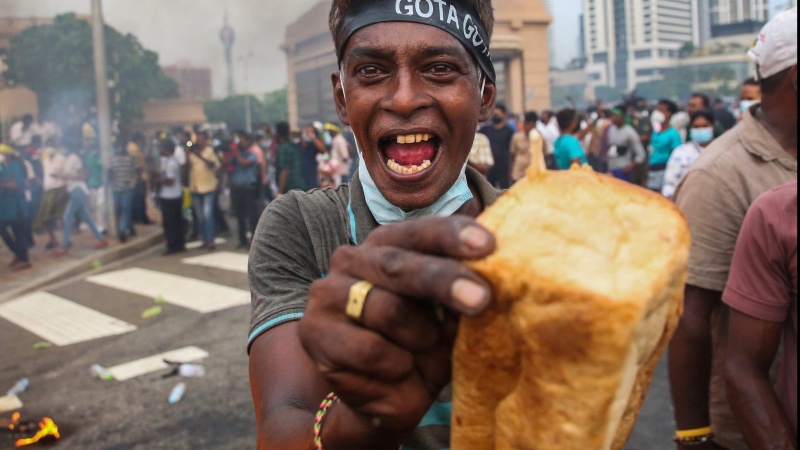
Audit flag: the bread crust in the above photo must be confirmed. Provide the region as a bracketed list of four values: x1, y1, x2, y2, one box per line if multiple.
[451, 166, 690, 450]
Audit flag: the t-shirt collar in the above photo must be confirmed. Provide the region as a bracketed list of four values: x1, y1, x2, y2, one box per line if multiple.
[741, 105, 798, 172]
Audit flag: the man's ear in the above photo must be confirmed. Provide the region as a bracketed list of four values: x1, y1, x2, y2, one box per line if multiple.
[332, 71, 350, 126]
[478, 81, 497, 123]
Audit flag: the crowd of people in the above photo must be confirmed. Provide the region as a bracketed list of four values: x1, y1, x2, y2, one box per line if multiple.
[0, 115, 360, 271]
[1, 2, 795, 448]
[466, 81, 761, 199]
[245, 4, 796, 450]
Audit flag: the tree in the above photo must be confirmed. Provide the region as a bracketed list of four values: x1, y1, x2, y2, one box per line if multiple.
[679, 41, 696, 58]
[204, 87, 289, 131]
[262, 88, 288, 125]
[5, 14, 178, 127]
[205, 95, 266, 131]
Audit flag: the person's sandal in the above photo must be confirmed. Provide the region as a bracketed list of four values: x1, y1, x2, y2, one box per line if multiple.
[11, 261, 32, 272]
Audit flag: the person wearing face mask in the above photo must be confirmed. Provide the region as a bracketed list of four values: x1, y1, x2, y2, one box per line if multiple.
[248, 1, 504, 448]
[0, 144, 32, 271]
[669, 9, 797, 450]
[661, 110, 718, 198]
[34, 137, 69, 250]
[300, 125, 325, 190]
[647, 99, 683, 192]
[479, 103, 515, 189]
[736, 77, 761, 122]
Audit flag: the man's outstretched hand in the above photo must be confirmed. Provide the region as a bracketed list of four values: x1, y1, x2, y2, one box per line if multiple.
[299, 215, 496, 435]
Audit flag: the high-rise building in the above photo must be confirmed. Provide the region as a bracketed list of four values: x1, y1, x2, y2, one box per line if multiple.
[584, 0, 695, 94]
[543, 0, 556, 67]
[702, 0, 769, 40]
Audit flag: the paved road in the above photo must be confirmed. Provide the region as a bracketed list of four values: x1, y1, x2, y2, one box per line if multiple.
[0, 239, 676, 449]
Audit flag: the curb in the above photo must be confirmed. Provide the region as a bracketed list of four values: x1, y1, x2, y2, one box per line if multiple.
[0, 231, 165, 305]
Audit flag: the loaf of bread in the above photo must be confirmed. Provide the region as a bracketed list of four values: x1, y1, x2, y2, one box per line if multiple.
[451, 156, 690, 450]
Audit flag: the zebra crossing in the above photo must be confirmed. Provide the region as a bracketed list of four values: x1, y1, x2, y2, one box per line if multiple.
[0, 251, 250, 347]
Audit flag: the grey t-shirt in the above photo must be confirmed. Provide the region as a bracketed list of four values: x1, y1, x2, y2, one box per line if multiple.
[606, 124, 647, 172]
[248, 167, 501, 450]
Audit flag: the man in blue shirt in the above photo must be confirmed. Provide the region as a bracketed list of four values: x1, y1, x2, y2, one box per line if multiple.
[230, 132, 262, 249]
[554, 108, 589, 170]
[648, 99, 683, 192]
[0, 144, 31, 271]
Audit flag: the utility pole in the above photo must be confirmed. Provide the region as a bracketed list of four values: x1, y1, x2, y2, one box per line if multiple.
[239, 52, 254, 133]
[91, 0, 117, 236]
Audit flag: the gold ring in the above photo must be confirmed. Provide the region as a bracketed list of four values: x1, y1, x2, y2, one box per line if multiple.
[346, 281, 374, 323]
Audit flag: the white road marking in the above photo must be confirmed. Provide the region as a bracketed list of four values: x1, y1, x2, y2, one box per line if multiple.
[0, 395, 23, 414]
[182, 252, 248, 274]
[86, 268, 250, 313]
[185, 238, 227, 250]
[107, 346, 209, 381]
[0, 292, 137, 346]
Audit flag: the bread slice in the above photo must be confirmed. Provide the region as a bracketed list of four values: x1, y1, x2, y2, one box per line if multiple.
[451, 157, 690, 450]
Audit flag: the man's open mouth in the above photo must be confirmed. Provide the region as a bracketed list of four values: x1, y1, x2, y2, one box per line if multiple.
[380, 133, 440, 176]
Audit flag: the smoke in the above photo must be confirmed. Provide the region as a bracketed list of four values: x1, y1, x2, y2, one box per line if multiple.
[0, 0, 324, 98]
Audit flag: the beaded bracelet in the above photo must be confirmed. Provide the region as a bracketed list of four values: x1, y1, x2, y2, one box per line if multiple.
[313, 392, 403, 450]
[314, 392, 339, 450]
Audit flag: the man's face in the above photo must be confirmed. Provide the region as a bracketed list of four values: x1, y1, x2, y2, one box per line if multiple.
[523, 120, 536, 134]
[740, 85, 761, 102]
[334, 22, 495, 210]
[492, 108, 507, 124]
[656, 104, 672, 122]
[687, 96, 705, 114]
[611, 113, 625, 127]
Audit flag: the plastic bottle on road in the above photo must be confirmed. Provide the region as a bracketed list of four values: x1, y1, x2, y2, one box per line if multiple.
[168, 382, 186, 404]
[7, 378, 29, 396]
[90, 364, 114, 381]
[178, 364, 206, 378]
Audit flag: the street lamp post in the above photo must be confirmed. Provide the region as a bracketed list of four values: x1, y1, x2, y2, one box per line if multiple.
[91, 0, 117, 236]
[239, 52, 254, 133]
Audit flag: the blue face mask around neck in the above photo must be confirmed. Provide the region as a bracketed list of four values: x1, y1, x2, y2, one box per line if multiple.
[357, 150, 473, 225]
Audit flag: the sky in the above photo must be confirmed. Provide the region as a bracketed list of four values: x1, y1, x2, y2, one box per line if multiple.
[1, 0, 582, 98]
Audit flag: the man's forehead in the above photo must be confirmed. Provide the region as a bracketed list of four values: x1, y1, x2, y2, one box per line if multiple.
[345, 23, 470, 60]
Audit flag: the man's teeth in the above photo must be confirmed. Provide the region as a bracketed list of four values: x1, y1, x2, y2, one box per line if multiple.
[396, 134, 432, 144]
[387, 159, 432, 175]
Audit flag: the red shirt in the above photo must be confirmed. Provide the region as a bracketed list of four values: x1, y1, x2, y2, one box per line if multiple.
[724, 180, 798, 440]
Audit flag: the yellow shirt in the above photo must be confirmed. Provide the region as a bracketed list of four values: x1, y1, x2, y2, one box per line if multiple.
[188, 146, 220, 194]
[510, 129, 544, 182]
[126, 142, 149, 182]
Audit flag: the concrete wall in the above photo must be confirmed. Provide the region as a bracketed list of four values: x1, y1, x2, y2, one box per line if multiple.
[135, 99, 207, 137]
[0, 86, 38, 142]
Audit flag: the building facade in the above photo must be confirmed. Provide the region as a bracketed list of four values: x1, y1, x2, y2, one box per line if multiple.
[584, 0, 696, 94]
[162, 62, 213, 101]
[282, 0, 552, 129]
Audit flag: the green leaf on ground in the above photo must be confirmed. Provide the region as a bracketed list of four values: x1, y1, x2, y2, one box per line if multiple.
[33, 342, 54, 349]
[154, 295, 167, 304]
[141, 306, 163, 319]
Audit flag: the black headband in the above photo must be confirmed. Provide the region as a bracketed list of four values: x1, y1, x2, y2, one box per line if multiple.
[335, 0, 496, 83]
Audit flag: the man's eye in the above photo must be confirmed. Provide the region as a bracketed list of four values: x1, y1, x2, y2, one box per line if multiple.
[431, 64, 453, 74]
[357, 66, 382, 76]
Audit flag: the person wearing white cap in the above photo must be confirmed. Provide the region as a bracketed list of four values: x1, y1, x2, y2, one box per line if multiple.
[668, 7, 798, 450]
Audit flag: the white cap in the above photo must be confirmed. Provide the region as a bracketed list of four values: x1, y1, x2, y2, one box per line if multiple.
[748, 7, 797, 80]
